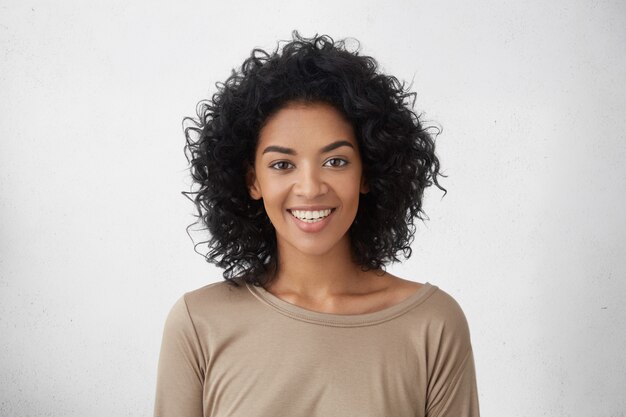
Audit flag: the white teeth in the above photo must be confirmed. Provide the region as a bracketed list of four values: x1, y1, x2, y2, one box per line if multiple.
[290, 209, 332, 222]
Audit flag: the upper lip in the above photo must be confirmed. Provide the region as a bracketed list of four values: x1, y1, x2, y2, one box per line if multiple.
[287, 206, 336, 211]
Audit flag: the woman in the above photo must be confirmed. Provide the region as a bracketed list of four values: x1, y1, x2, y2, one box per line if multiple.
[154, 31, 480, 417]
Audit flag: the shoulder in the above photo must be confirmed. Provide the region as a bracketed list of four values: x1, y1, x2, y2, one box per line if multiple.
[181, 278, 250, 316]
[386, 273, 473, 340]
[389, 273, 470, 328]
[420, 284, 474, 351]
[163, 279, 246, 319]
[160, 279, 252, 347]
[184, 278, 244, 302]
[426, 285, 470, 324]
[161, 278, 259, 335]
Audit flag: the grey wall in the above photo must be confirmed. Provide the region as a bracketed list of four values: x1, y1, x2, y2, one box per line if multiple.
[1, 0, 624, 416]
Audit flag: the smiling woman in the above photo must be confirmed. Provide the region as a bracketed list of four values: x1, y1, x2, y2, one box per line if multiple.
[154, 31, 480, 416]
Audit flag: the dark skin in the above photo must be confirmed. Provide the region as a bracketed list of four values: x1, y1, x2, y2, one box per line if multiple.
[247, 101, 423, 315]
[265, 272, 424, 315]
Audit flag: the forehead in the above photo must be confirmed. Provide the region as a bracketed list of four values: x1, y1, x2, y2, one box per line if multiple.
[257, 101, 356, 149]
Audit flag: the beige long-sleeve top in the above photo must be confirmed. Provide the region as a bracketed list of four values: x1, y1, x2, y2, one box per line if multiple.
[154, 279, 480, 417]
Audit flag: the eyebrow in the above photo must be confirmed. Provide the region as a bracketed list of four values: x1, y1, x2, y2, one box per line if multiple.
[262, 140, 354, 155]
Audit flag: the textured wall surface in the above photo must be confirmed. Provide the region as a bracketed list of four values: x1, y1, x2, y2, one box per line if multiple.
[1, 0, 625, 416]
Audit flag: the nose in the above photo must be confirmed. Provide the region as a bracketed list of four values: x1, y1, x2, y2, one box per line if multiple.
[293, 164, 328, 199]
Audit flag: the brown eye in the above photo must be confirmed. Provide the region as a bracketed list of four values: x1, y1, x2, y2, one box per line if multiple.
[269, 161, 294, 170]
[324, 158, 348, 167]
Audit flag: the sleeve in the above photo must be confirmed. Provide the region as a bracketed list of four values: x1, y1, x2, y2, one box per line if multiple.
[153, 295, 206, 417]
[425, 293, 480, 417]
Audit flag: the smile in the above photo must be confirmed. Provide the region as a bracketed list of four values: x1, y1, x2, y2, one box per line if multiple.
[288, 208, 335, 223]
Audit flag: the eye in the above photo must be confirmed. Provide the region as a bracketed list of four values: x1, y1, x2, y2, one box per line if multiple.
[324, 158, 349, 168]
[269, 161, 294, 170]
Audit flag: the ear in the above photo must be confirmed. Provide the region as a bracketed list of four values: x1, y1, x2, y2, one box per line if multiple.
[246, 164, 262, 200]
[360, 175, 369, 194]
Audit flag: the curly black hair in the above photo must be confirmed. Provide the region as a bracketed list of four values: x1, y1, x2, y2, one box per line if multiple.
[182, 31, 446, 289]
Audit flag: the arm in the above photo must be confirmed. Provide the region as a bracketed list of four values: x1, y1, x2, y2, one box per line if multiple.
[425, 292, 480, 417]
[154, 295, 206, 417]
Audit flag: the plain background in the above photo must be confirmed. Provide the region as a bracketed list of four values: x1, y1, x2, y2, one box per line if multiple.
[1, 0, 625, 416]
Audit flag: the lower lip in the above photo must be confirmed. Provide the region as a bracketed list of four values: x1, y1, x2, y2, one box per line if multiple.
[288, 209, 336, 233]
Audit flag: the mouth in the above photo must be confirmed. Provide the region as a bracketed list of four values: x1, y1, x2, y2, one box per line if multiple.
[287, 208, 337, 223]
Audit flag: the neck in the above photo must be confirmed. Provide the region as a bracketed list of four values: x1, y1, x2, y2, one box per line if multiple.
[265, 236, 386, 299]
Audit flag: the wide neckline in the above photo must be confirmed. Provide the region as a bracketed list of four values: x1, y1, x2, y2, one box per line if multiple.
[246, 281, 437, 327]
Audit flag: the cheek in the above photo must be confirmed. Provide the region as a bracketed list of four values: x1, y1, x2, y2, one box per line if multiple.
[261, 179, 289, 209]
[337, 173, 364, 196]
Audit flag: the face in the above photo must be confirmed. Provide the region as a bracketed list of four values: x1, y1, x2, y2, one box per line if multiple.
[247, 101, 369, 257]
